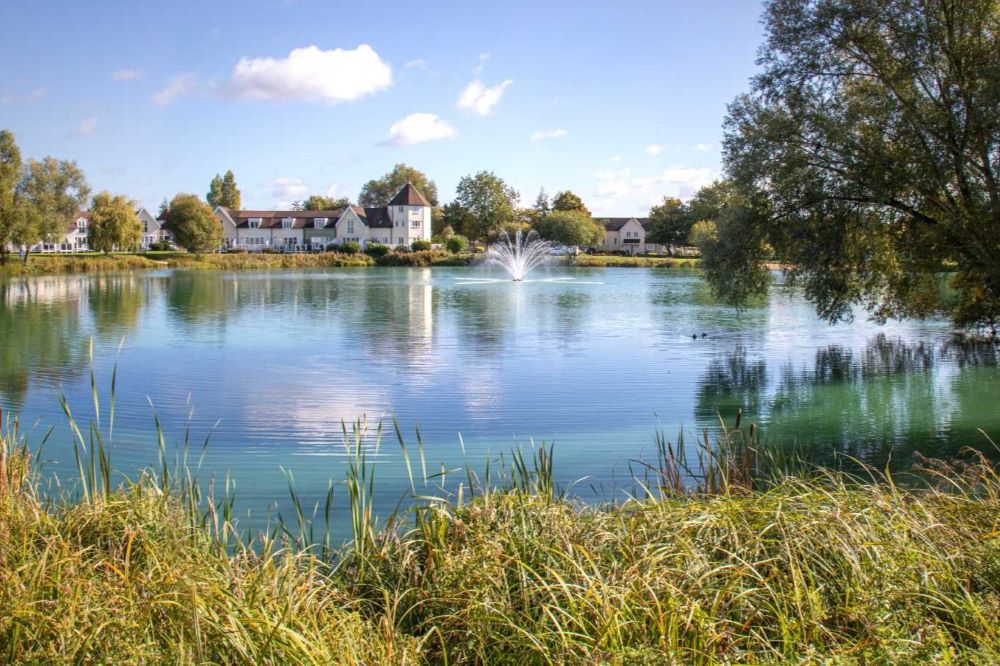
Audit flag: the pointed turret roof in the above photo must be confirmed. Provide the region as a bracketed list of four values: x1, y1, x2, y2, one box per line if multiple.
[388, 183, 431, 207]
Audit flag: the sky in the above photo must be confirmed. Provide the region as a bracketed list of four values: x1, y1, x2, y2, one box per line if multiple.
[0, 0, 766, 215]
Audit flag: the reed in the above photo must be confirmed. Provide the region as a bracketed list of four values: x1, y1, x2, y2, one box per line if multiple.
[2, 366, 1000, 664]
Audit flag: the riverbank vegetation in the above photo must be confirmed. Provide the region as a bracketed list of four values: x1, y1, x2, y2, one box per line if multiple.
[3, 405, 1000, 663]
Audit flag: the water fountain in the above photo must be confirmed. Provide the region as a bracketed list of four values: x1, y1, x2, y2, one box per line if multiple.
[483, 229, 559, 281]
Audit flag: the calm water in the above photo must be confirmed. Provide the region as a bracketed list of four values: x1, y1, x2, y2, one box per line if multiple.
[3, 267, 999, 534]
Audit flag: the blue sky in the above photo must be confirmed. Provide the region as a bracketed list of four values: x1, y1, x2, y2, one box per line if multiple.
[0, 0, 765, 215]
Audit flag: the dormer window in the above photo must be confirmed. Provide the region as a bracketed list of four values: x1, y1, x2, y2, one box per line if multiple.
[248, 217, 262, 229]
[282, 217, 294, 229]
[313, 217, 328, 229]
[76, 218, 87, 231]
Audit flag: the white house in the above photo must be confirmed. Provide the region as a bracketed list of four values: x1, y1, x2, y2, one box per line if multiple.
[139, 206, 172, 249]
[596, 217, 666, 255]
[215, 183, 433, 251]
[22, 204, 163, 254]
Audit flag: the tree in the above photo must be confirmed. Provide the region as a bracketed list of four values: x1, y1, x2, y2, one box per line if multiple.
[207, 171, 241, 209]
[646, 197, 692, 253]
[445, 234, 469, 253]
[440, 202, 476, 239]
[453, 171, 519, 240]
[688, 219, 718, 251]
[88, 192, 142, 253]
[19, 157, 90, 263]
[550, 190, 590, 215]
[0, 130, 23, 263]
[532, 209, 604, 247]
[295, 195, 350, 211]
[166, 194, 221, 254]
[358, 164, 439, 207]
[720, 0, 1000, 330]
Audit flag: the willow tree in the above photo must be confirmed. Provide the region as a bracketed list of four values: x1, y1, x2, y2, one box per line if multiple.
[88, 192, 142, 253]
[719, 0, 1000, 330]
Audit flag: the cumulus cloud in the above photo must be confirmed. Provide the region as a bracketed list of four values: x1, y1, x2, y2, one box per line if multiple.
[1, 87, 47, 105]
[153, 73, 198, 106]
[645, 144, 666, 156]
[267, 177, 311, 207]
[112, 68, 145, 81]
[591, 166, 717, 214]
[226, 44, 391, 103]
[457, 79, 512, 115]
[382, 113, 455, 146]
[530, 128, 568, 142]
[695, 143, 713, 152]
[75, 116, 99, 136]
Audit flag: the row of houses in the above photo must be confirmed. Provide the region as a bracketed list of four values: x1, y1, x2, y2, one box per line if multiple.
[21, 184, 669, 256]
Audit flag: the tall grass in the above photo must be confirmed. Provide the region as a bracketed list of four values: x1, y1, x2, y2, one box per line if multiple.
[2, 365, 1000, 663]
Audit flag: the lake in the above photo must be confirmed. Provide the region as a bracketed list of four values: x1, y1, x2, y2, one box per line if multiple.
[3, 266, 998, 535]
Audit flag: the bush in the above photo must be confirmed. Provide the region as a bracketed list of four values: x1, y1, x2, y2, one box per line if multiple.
[148, 241, 173, 251]
[325, 243, 339, 252]
[395, 244, 410, 253]
[445, 235, 469, 254]
[340, 241, 360, 255]
[364, 243, 390, 258]
[411, 239, 432, 251]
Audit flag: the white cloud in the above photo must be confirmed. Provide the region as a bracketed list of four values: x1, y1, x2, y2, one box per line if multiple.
[75, 116, 99, 136]
[267, 177, 311, 207]
[112, 68, 145, 81]
[645, 144, 666, 156]
[404, 58, 427, 70]
[1, 87, 47, 105]
[474, 53, 490, 75]
[226, 44, 391, 103]
[530, 128, 567, 142]
[382, 113, 455, 146]
[457, 79, 512, 115]
[609, 155, 622, 162]
[591, 166, 717, 215]
[695, 143, 713, 152]
[153, 73, 197, 106]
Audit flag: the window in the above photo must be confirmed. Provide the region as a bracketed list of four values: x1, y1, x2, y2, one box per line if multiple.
[77, 219, 87, 231]
[282, 217, 294, 229]
[411, 220, 421, 228]
[347, 221, 354, 234]
[248, 217, 262, 229]
[313, 217, 327, 228]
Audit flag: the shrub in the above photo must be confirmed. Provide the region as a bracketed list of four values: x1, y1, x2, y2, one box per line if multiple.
[445, 235, 470, 253]
[395, 244, 410, 253]
[325, 243, 339, 252]
[148, 241, 174, 252]
[364, 243, 390, 258]
[411, 239, 432, 251]
[340, 241, 360, 255]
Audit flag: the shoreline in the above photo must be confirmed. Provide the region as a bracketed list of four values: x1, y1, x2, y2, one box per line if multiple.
[0, 251, 701, 277]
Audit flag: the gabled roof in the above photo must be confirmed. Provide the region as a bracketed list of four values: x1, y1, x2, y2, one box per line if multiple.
[599, 217, 648, 231]
[388, 183, 431, 207]
[225, 208, 345, 229]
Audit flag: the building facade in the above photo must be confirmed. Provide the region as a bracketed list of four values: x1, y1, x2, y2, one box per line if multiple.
[215, 184, 433, 251]
[596, 217, 666, 255]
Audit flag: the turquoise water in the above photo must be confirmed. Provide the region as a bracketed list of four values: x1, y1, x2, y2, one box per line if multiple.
[2, 266, 998, 535]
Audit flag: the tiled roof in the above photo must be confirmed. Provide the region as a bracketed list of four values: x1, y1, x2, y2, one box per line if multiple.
[388, 183, 431, 207]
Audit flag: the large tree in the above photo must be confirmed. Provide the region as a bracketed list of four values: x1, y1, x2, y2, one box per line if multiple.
[166, 194, 222, 254]
[0, 130, 23, 263]
[453, 171, 519, 240]
[440, 201, 477, 239]
[19, 157, 90, 262]
[646, 196, 691, 253]
[550, 190, 590, 215]
[88, 192, 142, 253]
[207, 170, 241, 209]
[720, 0, 1000, 330]
[533, 209, 604, 247]
[294, 194, 350, 211]
[358, 164, 439, 207]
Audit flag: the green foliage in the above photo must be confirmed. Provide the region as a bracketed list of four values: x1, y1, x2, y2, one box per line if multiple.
[358, 163, 439, 207]
[646, 196, 692, 250]
[454, 171, 519, 240]
[87, 192, 142, 253]
[165, 194, 221, 254]
[532, 209, 604, 246]
[0, 130, 23, 261]
[148, 240, 173, 252]
[687, 219, 717, 250]
[340, 241, 360, 255]
[363, 242, 390, 258]
[550, 189, 589, 215]
[445, 234, 469, 253]
[410, 239, 431, 251]
[296, 194, 350, 211]
[20, 156, 90, 256]
[440, 201, 476, 239]
[722, 0, 1000, 329]
[206, 170, 241, 209]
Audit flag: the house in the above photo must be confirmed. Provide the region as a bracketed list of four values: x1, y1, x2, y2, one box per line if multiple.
[214, 183, 433, 251]
[596, 217, 666, 255]
[139, 206, 172, 249]
[23, 204, 163, 254]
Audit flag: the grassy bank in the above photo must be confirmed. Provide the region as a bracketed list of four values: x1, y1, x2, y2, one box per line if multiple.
[0, 253, 164, 277]
[571, 254, 700, 268]
[3, 409, 1000, 664]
